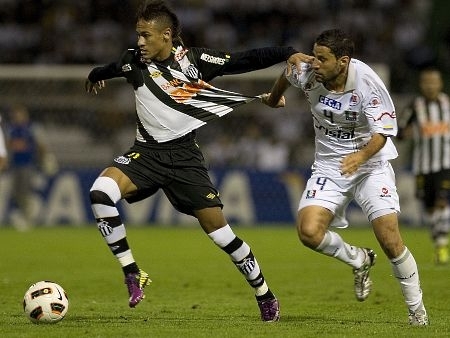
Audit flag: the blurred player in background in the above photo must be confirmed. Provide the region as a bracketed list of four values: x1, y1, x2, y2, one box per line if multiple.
[6, 105, 46, 230]
[0, 114, 7, 171]
[85, 0, 310, 321]
[398, 67, 450, 265]
[262, 29, 428, 326]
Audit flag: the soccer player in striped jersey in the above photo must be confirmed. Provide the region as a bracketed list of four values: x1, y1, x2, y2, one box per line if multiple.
[398, 67, 450, 265]
[262, 29, 428, 326]
[85, 0, 311, 322]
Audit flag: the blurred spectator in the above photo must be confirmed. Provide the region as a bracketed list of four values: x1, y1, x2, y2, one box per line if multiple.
[0, 0, 437, 93]
[0, 114, 6, 171]
[5, 104, 57, 230]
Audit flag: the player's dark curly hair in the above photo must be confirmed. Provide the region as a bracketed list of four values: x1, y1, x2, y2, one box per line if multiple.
[315, 29, 354, 59]
[136, 0, 183, 44]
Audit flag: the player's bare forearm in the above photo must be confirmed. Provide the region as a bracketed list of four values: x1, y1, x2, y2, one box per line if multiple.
[341, 133, 387, 176]
[261, 72, 291, 108]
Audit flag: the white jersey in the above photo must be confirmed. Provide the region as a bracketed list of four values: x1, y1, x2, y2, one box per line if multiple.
[287, 59, 398, 175]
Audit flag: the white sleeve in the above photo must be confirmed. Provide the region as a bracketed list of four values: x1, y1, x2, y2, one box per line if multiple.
[362, 75, 398, 137]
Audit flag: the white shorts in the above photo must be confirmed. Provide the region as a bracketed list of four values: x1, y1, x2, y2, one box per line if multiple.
[298, 161, 400, 228]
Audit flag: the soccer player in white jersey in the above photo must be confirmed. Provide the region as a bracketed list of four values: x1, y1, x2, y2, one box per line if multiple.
[398, 67, 450, 264]
[261, 29, 428, 326]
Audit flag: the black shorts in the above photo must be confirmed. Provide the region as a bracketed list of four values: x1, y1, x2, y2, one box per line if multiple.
[111, 133, 222, 216]
[416, 169, 450, 208]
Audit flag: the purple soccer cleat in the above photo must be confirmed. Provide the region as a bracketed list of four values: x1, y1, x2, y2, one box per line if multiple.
[124, 269, 151, 308]
[257, 296, 280, 322]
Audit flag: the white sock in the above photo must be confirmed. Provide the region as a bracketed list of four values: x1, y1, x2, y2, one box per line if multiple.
[391, 247, 423, 312]
[117, 250, 136, 267]
[316, 231, 365, 269]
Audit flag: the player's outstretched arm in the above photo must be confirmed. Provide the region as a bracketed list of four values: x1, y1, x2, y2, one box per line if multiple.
[261, 71, 291, 108]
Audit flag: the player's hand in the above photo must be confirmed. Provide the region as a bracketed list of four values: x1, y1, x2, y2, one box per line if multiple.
[85, 79, 105, 94]
[286, 52, 315, 76]
[260, 93, 286, 108]
[340, 152, 366, 176]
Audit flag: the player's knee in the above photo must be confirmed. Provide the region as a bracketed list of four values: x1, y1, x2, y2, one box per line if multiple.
[297, 223, 320, 248]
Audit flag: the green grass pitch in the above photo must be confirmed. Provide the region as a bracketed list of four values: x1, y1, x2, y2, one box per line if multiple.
[0, 225, 448, 337]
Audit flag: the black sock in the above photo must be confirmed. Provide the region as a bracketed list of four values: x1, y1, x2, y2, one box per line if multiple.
[122, 262, 139, 275]
[255, 289, 275, 301]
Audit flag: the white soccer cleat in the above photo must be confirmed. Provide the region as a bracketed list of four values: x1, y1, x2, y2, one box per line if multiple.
[409, 302, 429, 326]
[353, 248, 376, 301]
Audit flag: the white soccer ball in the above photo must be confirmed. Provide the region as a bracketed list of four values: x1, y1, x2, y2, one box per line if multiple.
[23, 281, 69, 324]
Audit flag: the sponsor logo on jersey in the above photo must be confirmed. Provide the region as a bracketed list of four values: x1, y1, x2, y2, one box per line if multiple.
[380, 187, 392, 197]
[319, 95, 342, 110]
[200, 53, 226, 65]
[315, 124, 355, 139]
[161, 78, 184, 91]
[420, 121, 450, 136]
[206, 192, 216, 199]
[345, 111, 358, 121]
[306, 190, 316, 199]
[114, 156, 131, 165]
[122, 64, 132, 72]
[150, 70, 162, 78]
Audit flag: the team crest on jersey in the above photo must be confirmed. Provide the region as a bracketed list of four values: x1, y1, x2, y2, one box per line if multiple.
[183, 64, 199, 78]
[349, 93, 360, 106]
[306, 190, 316, 199]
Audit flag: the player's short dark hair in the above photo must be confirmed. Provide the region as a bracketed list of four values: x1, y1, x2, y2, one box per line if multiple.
[136, 0, 182, 42]
[315, 29, 354, 59]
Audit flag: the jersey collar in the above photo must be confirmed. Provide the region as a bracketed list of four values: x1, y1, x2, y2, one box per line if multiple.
[344, 59, 356, 92]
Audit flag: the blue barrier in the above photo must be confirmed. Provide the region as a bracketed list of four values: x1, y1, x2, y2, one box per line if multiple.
[0, 168, 421, 226]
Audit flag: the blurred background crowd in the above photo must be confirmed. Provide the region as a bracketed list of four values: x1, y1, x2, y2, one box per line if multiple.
[0, 0, 449, 170]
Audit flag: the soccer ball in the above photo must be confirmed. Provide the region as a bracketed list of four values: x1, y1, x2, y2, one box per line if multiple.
[23, 281, 69, 324]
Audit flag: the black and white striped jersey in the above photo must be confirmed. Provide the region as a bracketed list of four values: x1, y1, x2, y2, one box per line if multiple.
[398, 93, 450, 174]
[88, 45, 296, 143]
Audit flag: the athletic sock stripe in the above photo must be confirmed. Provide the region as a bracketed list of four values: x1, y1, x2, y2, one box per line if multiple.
[223, 237, 244, 255]
[95, 215, 123, 228]
[92, 204, 119, 218]
[248, 272, 264, 288]
[108, 238, 130, 255]
[90, 190, 115, 206]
